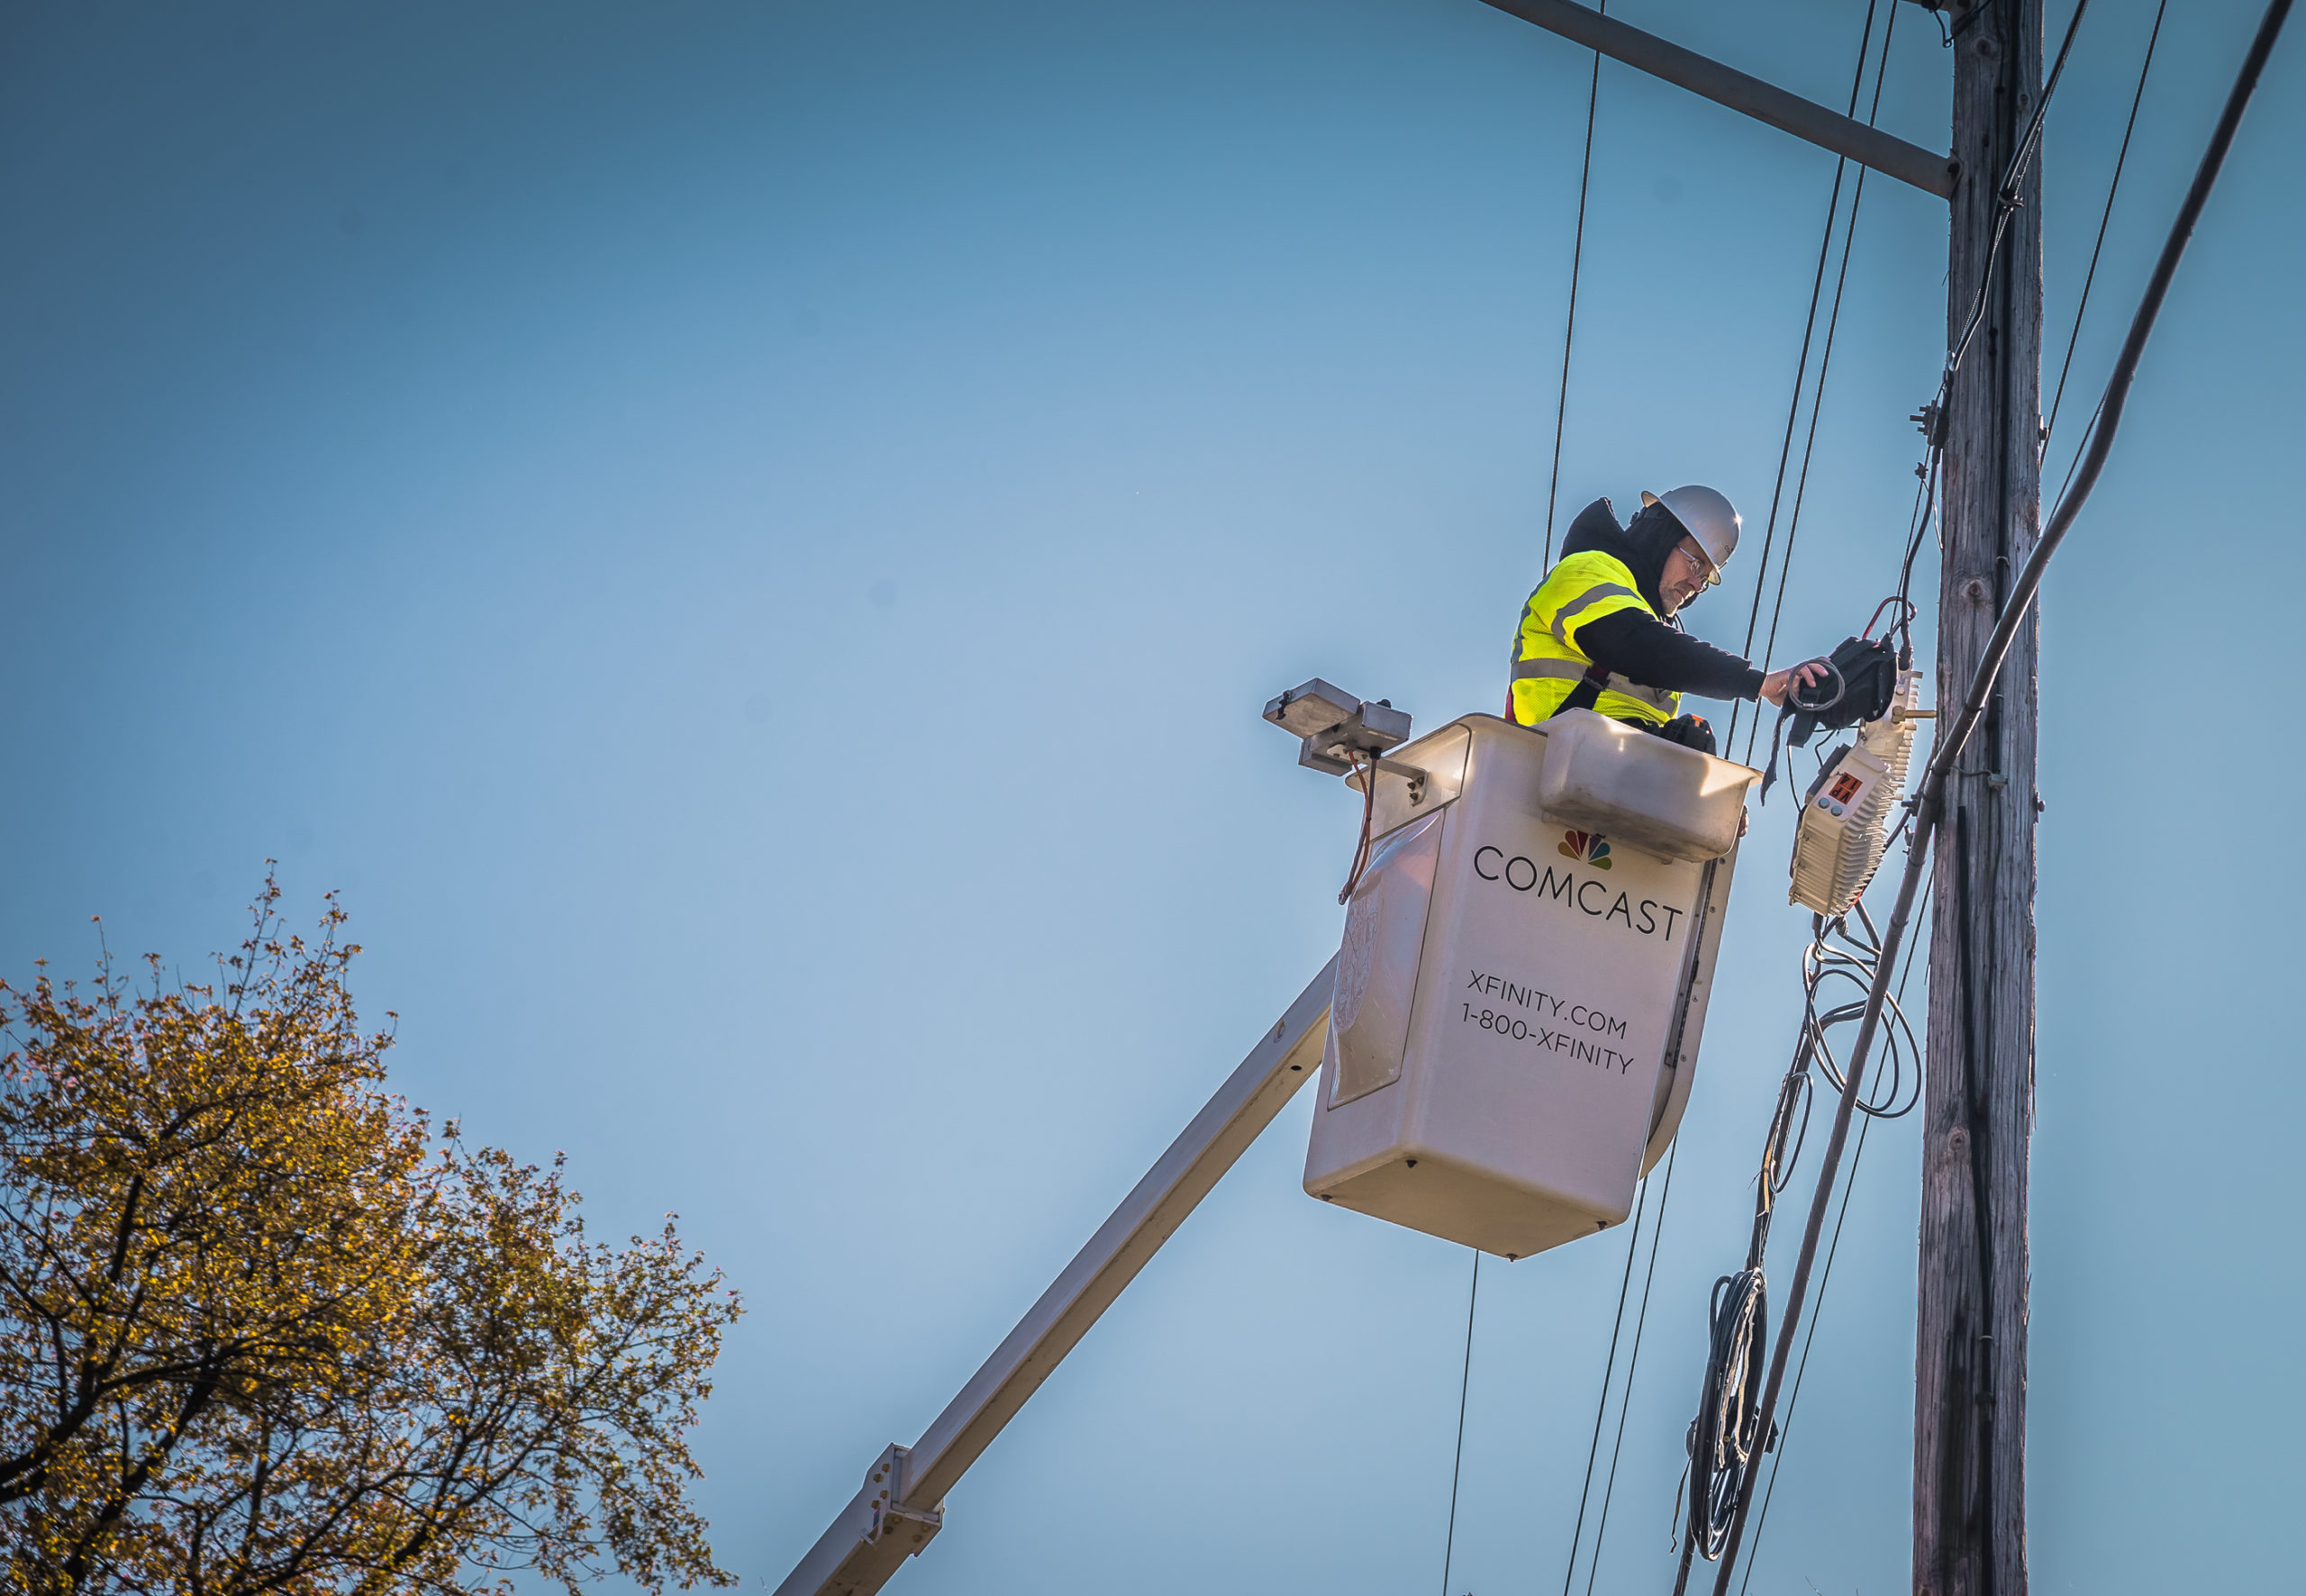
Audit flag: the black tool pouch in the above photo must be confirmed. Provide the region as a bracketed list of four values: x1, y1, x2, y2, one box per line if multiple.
[1759, 635, 1900, 801]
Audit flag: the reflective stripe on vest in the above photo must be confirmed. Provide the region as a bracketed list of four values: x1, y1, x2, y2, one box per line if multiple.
[1507, 550, 1680, 728]
[1509, 657, 1591, 682]
[1549, 582, 1641, 646]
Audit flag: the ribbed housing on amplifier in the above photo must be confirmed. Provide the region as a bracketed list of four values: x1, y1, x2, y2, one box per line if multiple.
[1788, 669, 1920, 916]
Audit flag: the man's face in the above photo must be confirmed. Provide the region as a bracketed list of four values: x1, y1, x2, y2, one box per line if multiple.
[1659, 538, 1719, 616]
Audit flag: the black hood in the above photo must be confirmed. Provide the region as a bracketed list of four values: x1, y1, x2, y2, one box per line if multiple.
[1557, 495, 1690, 616]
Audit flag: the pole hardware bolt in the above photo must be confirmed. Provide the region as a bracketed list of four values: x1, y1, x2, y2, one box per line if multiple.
[1911, 400, 1946, 449]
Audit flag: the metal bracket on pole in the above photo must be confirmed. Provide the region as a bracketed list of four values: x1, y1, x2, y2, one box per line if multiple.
[1476, 0, 1958, 200]
[772, 962, 1339, 1596]
[861, 1446, 943, 1552]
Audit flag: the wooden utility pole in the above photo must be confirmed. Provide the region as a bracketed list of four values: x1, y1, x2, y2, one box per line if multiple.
[1920, 2, 2042, 1592]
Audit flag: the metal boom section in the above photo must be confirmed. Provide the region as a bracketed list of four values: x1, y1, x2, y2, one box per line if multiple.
[772, 962, 1338, 1596]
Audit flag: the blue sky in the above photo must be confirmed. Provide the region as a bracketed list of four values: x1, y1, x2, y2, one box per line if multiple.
[3, 3, 2299, 1592]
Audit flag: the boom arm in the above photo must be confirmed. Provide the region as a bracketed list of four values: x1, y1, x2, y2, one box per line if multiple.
[772, 960, 1339, 1596]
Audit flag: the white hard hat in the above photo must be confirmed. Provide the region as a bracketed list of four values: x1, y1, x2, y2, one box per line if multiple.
[1641, 485, 1741, 576]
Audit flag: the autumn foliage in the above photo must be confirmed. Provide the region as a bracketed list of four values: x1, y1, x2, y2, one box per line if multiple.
[0, 883, 742, 1594]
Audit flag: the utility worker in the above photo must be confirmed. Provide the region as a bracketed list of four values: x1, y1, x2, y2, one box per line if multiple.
[1507, 485, 1825, 757]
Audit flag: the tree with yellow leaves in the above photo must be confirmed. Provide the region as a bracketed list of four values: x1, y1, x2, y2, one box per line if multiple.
[0, 879, 743, 1594]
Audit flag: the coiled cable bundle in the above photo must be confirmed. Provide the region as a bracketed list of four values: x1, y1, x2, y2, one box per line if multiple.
[1800, 904, 1923, 1120]
[1682, 1267, 1768, 1567]
[1670, 902, 1920, 1592]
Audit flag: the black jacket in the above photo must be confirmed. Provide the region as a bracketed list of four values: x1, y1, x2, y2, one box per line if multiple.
[1557, 496, 1766, 703]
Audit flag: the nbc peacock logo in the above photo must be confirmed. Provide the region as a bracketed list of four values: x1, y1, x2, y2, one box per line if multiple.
[1558, 830, 1611, 870]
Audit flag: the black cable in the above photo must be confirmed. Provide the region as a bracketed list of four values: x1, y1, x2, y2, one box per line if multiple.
[1802, 916, 1924, 1121]
[1439, 1250, 1480, 1596]
[1946, 0, 2095, 385]
[1941, 0, 2292, 804]
[1951, 803, 2001, 1596]
[1542, 0, 1606, 569]
[2044, 0, 2170, 458]
[1894, 0, 2095, 666]
[1895, 445, 1940, 623]
[1337, 750, 1378, 904]
[2052, 388, 2105, 510]
[1738, 5, 1896, 768]
[1673, 1265, 1766, 1590]
[1733, 1112, 1871, 1596]
[1722, 0, 1883, 757]
[1675, 903, 1920, 1591]
[1733, 882, 1931, 1593]
[1901, 0, 2096, 622]
[1709, 15, 2295, 1589]
[1557, 1165, 1651, 1596]
[1574, 15, 1888, 1557]
[1576, 1140, 1679, 1596]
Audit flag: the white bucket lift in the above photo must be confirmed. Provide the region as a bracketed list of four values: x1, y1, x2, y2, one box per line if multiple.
[1297, 708, 1757, 1260]
[771, 691, 1759, 1596]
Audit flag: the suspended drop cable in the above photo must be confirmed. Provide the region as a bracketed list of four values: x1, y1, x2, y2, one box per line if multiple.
[2042, 0, 2173, 521]
[1557, 1162, 1653, 1596]
[1730, 1115, 1870, 1596]
[1895, 440, 1942, 628]
[1705, 9, 2294, 1588]
[1800, 911, 1925, 1122]
[1722, 0, 1888, 757]
[2052, 389, 2107, 509]
[1668, 906, 1923, 1596]
[1542, 0, 1607, 568]
[1740, 181, 1889, 765]
[1726, 154, 1855, 745]
[1733, 885, 1932, 1596]
[1439, 1250, 1481, 1596]
[1575, 1141, 1680, 1596]
[2044, 0, 2171, 459]
[1574, 15, 1896, 1580]
[1736, 0, 1901, 766]
[1944, 0, 2097, 390]
[1691, 1, 2035, 1568]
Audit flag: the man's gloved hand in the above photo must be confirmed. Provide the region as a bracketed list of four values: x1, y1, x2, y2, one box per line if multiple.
[1759, 660, 1831, 706]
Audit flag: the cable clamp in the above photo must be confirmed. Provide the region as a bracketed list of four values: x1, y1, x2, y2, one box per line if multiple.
[1911, 400, 1946, 449]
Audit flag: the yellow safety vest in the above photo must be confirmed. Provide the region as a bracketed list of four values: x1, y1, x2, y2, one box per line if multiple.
[1507, 550, 1681, 729]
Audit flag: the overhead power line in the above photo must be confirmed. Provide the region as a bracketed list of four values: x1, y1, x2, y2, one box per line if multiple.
[1723, 0, 1888, 760]
[2044, 0, 2171, 460]
[1541, 0, 1607, 569]
[1438, 1252, 1481, 1596]
[1703, 5, 2296, 1589]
